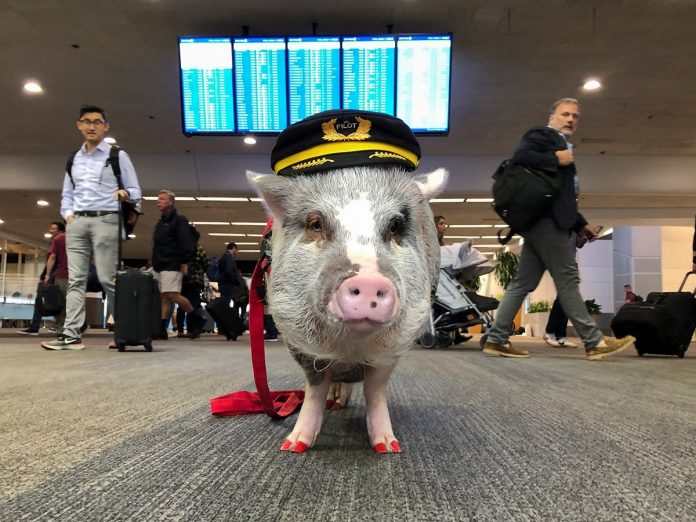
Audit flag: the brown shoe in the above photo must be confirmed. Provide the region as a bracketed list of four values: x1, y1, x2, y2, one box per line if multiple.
[483, 341, 530, 358]
[586, 335, 636, 360]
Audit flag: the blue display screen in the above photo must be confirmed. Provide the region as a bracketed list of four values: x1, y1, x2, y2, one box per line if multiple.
[178, 34, 451, 135]
[397, 35, 451, 133]
[342, 36, 396, 115]
[287, 36, 341, 124]
[233, 37, 288, 133]
[179, 37, 235, 133]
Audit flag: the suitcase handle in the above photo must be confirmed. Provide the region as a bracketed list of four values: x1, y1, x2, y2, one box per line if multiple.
[677, 271, 696, 294]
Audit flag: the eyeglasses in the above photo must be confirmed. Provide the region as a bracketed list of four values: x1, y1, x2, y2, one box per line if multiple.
[78, 119, 106, 127]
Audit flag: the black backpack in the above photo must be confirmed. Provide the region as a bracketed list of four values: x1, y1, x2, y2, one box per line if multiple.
[66, 146, 142, 239]
[491, 159, 560, 244]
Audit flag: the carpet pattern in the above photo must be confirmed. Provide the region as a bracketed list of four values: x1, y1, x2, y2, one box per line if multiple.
[1, 332, 695, 521]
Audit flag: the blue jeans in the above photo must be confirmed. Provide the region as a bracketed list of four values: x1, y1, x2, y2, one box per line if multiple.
[63, 214, 118, 339]
[488, 218, 603, 349]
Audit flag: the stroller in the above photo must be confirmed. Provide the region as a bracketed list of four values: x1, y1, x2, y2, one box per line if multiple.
[420, 242, 499, 348]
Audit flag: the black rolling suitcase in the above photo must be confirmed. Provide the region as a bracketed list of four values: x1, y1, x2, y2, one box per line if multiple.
[207, 298, 243, 340]
[611, 272, 696, 358]
[114, 269, 161, 351]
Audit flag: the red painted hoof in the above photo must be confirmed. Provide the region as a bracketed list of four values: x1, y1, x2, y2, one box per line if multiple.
[280, 439, 292, 451]
[390, 440, 402, 453]
[291, 441, 309, 453]
[373, 442, 388, 454]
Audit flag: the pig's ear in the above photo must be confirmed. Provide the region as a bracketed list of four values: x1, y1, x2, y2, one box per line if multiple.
[246, 170, 291, 219]
[413, 168, 448, 200]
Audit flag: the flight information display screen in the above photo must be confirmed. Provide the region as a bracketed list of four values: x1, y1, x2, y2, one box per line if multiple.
[342, 36, 396, 115]
[233, 37, 288, 133]
[287, 36, 341, 124]
[178, 37, 235, 133]
[178, 33, 451, 135]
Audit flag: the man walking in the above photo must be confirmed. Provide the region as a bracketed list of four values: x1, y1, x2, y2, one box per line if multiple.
[483, 98, 635, 360]
[152, 190, 204, 339]
[19, 221, 66, 335]
[218, 242, 240, 305]
[42, 105, 141, 350]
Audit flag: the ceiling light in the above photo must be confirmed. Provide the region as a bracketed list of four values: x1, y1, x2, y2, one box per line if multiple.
[23, 81, 43, 94]
[36, 200, 49, 206]
[208, 233, 246, 237]
[430, 198, 465, 203]
[248, 197, 263, 202]
[243, 136, 257, 145]
[192, 222, 230, 226]
[128, 234, 136, 239]
[246, 233, 263, 237]
[104, 137, 117, 144]
[474, 244, 504, 248]
[196, 197, 248, 202]
[466, 198, 494, 203]
[448, 224, 492, 228]
[239, 249, 260, 253]
[583, 79, 601, 91]
[142, 196, 195, 201]
[44, 233, 52, 238]
[234, 242, 260, 246]
[230, 222, 266, 226]
[444, 235, 480, 239]
[0, 219, 4, 224]
[493, 224, 508, 228]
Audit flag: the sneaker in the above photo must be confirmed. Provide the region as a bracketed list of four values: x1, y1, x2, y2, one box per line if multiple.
[483, 341, 530, 358]
[556, 337, 578, 348]
[543, 333, 561, 347]
[108, 340, 117, 349]
[586, 335, 636, 361]
[18, 328, 39, 336]
[264, 335, 279, 342]
[41, 337, 84, 351]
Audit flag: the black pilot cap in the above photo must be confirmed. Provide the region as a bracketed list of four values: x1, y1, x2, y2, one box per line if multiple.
[271, 109, 421, 176]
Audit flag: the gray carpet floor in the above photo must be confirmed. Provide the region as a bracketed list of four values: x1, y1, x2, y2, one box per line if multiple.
[1, 329, 695, 521]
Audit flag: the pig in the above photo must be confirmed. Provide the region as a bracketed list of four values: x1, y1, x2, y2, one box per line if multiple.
[247, 165, 448, 453]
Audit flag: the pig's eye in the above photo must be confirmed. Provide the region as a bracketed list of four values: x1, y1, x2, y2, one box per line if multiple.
[303, 212, 330, 243]
[386, 217, 405, 244]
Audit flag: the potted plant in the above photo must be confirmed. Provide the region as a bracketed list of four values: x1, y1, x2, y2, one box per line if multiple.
[493, 250, 519, 290]
[584, 298, 602, 316]
[526, 299, 552, 336]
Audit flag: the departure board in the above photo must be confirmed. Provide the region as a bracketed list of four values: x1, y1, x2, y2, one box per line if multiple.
[234, 37, 288, 132]
[178, 37, 235, 133]
[396, 35, 451, 133]
[287, 36, 340, 124]
[342, 36, 396, 115]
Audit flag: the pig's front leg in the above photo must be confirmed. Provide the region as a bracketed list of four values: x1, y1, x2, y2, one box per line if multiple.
[364, 364, 402, 454]
[280, 370, 333, 453]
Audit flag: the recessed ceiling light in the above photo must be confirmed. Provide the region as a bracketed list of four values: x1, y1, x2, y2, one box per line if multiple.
[37, 200, 49, 206]
[208, 233, 246, 237]
[192, 221, 230, 226]
[239, 249, 260, 253]
[44, 233, 52, 238]
[430, 198, 465, 203]
[243, 136, 257, 145]
[23, 81, 43, 94]
[448, 224, 492, 228]
[466, 198, 494, 203]
[104, 137, 117, 144]
[583, 79, 601, 91]
[248, 197, 263, 202]
[128, 234, 136, 238]
[230, 222, 267, 226]
[0, 219, 4, 224]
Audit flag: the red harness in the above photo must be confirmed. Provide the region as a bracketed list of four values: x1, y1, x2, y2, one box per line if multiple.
[210, 218, 337, 418]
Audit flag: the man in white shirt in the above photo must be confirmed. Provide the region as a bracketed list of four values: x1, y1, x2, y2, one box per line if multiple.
[42, 105, 142, 351]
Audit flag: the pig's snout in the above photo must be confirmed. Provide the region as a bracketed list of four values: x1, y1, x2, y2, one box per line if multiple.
[328, 274, 399, 329]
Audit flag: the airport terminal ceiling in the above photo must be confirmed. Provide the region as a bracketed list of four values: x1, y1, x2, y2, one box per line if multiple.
[0, 0, 695, 260]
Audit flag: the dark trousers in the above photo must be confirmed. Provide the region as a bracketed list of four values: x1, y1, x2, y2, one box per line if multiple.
[176, 281, 203, 332]
[264, 314, 278, 337]
[545, 298, 568, 338]
[219, 282, 236, 306]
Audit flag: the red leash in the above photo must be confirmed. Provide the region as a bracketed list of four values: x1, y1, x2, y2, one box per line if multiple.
[211, 218, 304, 418]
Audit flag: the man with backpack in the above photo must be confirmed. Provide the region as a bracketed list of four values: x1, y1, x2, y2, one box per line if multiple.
[483, 98, 635, 361]
[152, 190, 205, 340]
[41, 105, 142, 351]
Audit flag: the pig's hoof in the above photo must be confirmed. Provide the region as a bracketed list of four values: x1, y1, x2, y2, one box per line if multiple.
[280, 439, 310, 453]
[372, 439, 402, 454]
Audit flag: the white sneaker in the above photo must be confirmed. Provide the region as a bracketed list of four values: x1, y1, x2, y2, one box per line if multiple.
[556, 337, 578, 348]
[543, 333, 561, 347]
